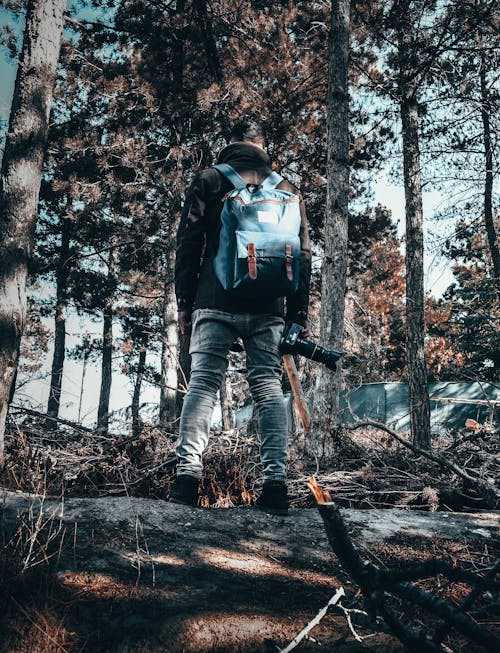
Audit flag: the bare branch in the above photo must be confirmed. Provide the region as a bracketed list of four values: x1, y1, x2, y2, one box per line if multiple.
[343, 420, 500, 506]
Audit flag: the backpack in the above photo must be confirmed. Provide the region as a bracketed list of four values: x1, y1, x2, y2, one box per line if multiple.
[213, 163, 301, 300]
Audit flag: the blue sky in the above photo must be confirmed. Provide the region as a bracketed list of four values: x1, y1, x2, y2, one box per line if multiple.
[0, 7, 24, 136]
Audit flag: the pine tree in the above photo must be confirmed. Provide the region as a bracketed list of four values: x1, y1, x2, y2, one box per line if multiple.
[351, 0, 483, 446]
[7, 0, 403, 439]
[420, 0, 499, 285]
[395, 0, 431, 447]
[0, 0, 66, 454]
[311, 0, 350, 458]
[412, 0, 499, 378]
[443, 220, 499, 379]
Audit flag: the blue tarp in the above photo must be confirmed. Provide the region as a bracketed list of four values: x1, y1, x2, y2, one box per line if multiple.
[232, 382, 499, 433]
[340, 382, 499, 433]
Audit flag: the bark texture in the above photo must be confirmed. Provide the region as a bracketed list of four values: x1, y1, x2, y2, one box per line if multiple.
[132, 347, 147, 439]
[398, 2, 431, 449]
[159, 255, 178, 426]
[193, 0, 222, 83]
[479, 54, 500, 285]
[312, 0, 350, 457]
[0, 0, 66, 456]
[77, 339, 90, 423]
[176, 331, 191, 418]
[97, 249, 116, 433]
[47, 214, 71, 420]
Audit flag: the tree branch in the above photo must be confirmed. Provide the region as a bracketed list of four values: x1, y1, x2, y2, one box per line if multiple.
[8, 406, 93, 433]
[391, 581, 500, 650]
[343, 420, 499, 506]
[308, 476, 500, 652]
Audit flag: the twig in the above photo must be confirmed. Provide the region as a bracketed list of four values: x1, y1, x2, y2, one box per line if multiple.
[433, 558, 500, 645]
[10, 405, 93, 433]
[308, 476, 500, 652]
[336, 602, 368, 642]
[125, 457, 177, 485]
[278, 587, 346, 653]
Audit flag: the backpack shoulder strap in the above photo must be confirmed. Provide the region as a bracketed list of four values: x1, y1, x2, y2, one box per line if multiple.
[261, 171, 284, 190]
[213, 163, 247, 190]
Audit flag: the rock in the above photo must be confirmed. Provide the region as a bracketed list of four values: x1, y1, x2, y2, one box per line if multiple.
[1, 491, 498, 653]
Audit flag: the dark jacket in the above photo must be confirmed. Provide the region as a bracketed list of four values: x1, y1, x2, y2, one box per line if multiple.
[175, 142, 311, 323]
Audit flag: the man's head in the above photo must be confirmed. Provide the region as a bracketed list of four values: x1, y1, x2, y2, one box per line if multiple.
[229, 119, 266, 149]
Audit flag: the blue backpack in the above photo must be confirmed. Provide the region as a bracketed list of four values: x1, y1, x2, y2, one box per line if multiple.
[213, 163, 301, 299]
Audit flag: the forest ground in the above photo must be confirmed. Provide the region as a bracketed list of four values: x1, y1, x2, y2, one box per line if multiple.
[0, 418, 499, 652]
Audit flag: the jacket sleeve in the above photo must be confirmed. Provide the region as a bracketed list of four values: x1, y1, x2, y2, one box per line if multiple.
[175, 173, 207, 312]
[285, 193, 311, 324]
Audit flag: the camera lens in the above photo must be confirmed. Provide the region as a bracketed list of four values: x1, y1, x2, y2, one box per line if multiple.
[294, 337, 340, 371]
[311, 345, 339, 371]
[279, 324, 341, 371]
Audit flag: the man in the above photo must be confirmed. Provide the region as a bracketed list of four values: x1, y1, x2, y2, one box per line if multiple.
[171, 118, 311, 514]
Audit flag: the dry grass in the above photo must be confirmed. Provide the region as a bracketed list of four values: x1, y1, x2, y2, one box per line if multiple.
[1, 414, 498, 513]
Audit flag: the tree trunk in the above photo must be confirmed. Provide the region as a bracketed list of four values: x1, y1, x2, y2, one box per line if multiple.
[96, 250, 116, 433]
[132, 347, 147, 440]
[479, 54, 500, 285]
[47, 214, 71, 421]
[159, 255, 178, 426]
[175, 332, 191, 419]
[0, 0, 66, 456]
[96, 308, 113, 433]
[193, 0, 222, 82]
[77, 337, 90, 424]
[312, 0, 350, 458]
[173, 0, 185, 94]
[220, 372, 234, 431]
[398, 4, 431, 449]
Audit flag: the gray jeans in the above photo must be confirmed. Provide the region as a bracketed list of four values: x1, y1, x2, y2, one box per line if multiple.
[176, 309, 287, 482]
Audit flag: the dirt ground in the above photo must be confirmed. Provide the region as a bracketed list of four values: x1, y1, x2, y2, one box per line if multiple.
[1, 492, 499, 653]
[1, 421, 498, 651]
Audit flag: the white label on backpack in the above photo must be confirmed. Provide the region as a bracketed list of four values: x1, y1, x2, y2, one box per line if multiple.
[258, 210, 278, 224]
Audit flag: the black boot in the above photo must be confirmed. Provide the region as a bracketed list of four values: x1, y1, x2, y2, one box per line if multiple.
[256, 481, 289, 515]
[169, 475, 199, 506]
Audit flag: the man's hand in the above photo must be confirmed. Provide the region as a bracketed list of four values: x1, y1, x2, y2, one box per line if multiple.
[286, 320, 311, 339]
[178, 310, 192, 336]
[298, 322, 311, 339]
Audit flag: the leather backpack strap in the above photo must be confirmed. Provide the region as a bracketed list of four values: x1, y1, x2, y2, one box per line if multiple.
[285, 244, 293, 281]
[247, 243, 257, 279]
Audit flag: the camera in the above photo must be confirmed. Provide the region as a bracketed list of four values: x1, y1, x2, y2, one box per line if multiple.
[280, 323, 341, 371]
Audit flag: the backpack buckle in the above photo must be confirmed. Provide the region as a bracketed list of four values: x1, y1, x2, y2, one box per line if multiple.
[285, 244, 293, 281]
[246, 183, 262, 194]
[248, 243, 257, 280]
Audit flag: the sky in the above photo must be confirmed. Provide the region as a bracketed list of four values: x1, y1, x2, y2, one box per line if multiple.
[0, 5, 455, 428]
[0, 9, 22, 134]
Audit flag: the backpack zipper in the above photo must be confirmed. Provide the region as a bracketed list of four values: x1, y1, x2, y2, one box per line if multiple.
[225, 195, 299, 206]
